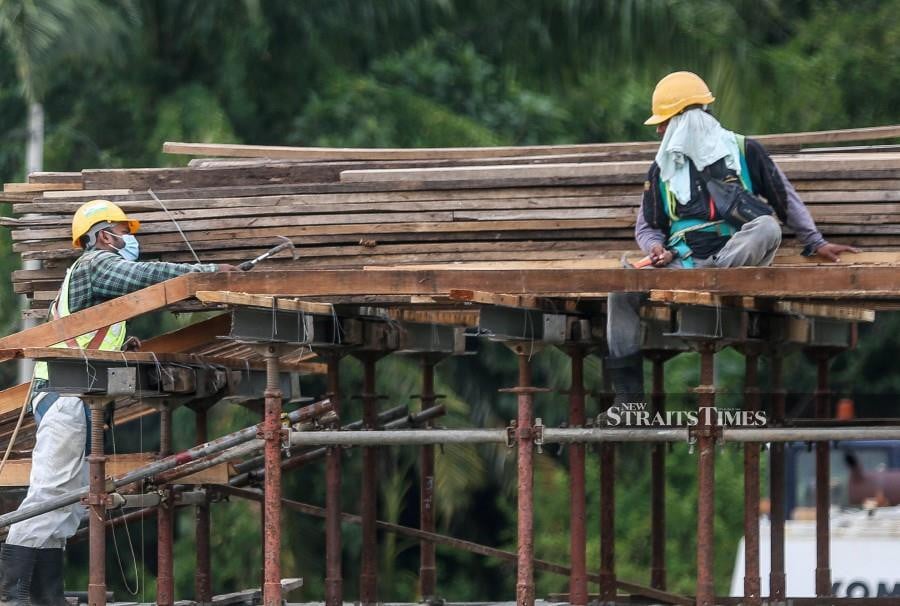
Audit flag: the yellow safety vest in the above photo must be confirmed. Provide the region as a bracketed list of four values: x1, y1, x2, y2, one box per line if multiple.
[33, 252, 127, 382]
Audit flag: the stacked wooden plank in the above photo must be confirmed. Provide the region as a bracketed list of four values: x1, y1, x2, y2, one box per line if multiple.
[3, 125, 900, 311]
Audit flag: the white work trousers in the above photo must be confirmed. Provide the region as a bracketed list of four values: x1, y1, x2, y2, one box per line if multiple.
[6, 394, 88, 548]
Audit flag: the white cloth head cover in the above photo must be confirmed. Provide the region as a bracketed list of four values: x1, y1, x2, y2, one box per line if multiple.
[654, 109, 742, 204]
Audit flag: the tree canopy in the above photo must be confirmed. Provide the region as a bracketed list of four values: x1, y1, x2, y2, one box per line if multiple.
[1, 0, 898, 601]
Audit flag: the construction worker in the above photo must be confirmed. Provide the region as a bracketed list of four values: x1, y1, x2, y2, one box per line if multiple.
[605, 71, 858, 405]
[0, 199, 236, 606]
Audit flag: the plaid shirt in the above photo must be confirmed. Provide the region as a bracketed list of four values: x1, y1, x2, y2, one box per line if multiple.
[66, 250, 218, 313]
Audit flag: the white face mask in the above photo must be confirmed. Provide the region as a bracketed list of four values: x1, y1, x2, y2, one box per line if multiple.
[108, 232, 140, 261]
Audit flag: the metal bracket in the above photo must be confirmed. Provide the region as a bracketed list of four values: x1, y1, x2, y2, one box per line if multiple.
[107, 367, 137, 396]
[81, 493, 120, 509]
[533, 418, 545, 454]
[506, 421, 517, 448]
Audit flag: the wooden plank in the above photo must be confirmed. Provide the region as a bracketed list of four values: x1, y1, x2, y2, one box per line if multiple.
[769, 301, 875, 322]
[0, 278, 190, 357]
[27, 172, 81, 184]
[163, 140, 657, 161]
[140, 314, 232, 354]
[649, 290, 875, 321]
[4, 266, 900, 370]
[0, 453, 228, 486]
[41, 188, 132, 199]
[448, 289, 541, 309]
[179, 267, 900, 299]
[194, 291, 335, 315]
[340, 154, 900, 184]
[11, 217, 636, 248]
[648, 290, 754, 308]
[162, 127, 900, 161]
[387, 309, 480, 327]
[7, 195, 637, 225]
[8, 209, 457, 239]
[3, 182, 81, 193]
[0, 383, 32, 417]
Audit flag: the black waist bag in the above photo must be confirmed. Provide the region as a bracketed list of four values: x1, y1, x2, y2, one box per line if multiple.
[699, 167, 773, 228]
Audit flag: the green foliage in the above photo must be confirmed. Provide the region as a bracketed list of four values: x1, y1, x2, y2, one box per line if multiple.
[0, 0, 899, 601]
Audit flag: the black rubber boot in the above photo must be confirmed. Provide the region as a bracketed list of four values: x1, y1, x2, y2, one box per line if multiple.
[29, 549, 68, 606]
[0, 543, 36, 606]
[606, 353, 646, 408]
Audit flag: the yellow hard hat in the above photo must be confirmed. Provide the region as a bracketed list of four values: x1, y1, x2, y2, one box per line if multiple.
[644, 71, 715, 125]
[71, 199, 141, 249]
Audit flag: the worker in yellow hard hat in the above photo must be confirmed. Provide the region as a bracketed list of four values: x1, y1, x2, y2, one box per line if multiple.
[0, 200, 236, 606]
[603, 71, 859, 409]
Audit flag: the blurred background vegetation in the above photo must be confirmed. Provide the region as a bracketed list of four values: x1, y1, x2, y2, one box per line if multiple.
[1, 0, 899, 602]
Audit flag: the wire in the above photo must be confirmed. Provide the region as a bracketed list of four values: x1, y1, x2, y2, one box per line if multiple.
[109, 382, 140, 596]
[0, 375, 36, 477]
[147, 188, 202, 264]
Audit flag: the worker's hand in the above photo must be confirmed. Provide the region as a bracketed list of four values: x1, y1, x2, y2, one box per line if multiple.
[814, 243, 861, 263]
[122, 336, 142, 352]
[217, 264, 239, 272]
[649, 244, 674, 267]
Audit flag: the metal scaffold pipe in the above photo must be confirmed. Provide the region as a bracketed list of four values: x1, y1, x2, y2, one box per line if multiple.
[0, 398, 334, 530]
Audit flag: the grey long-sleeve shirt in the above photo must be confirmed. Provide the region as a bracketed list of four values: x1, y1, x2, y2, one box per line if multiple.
[634, 162, 827, 255]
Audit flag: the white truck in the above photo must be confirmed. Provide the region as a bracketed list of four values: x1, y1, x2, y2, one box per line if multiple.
[731, 441, 900, 598]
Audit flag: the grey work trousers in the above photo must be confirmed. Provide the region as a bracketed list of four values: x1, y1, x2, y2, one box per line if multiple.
[607, 215, 782, 358]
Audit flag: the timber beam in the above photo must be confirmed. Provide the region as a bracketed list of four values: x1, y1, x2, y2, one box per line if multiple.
[3, 267, 900, 362]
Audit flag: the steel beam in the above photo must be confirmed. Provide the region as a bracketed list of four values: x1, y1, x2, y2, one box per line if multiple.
[398, 322, 465, 355]
[40, 357, 294, 402]
[228, 306, 357, 347]
[480, 306, 568, 343]
[642, 318, 691, 353]
[665, 305, 748, 342]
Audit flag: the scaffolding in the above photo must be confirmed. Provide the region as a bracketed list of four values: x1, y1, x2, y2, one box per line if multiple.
[0, 267, 897, 606]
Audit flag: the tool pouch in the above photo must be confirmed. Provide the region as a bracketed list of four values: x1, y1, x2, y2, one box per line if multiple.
[698, 163, 773, 228]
